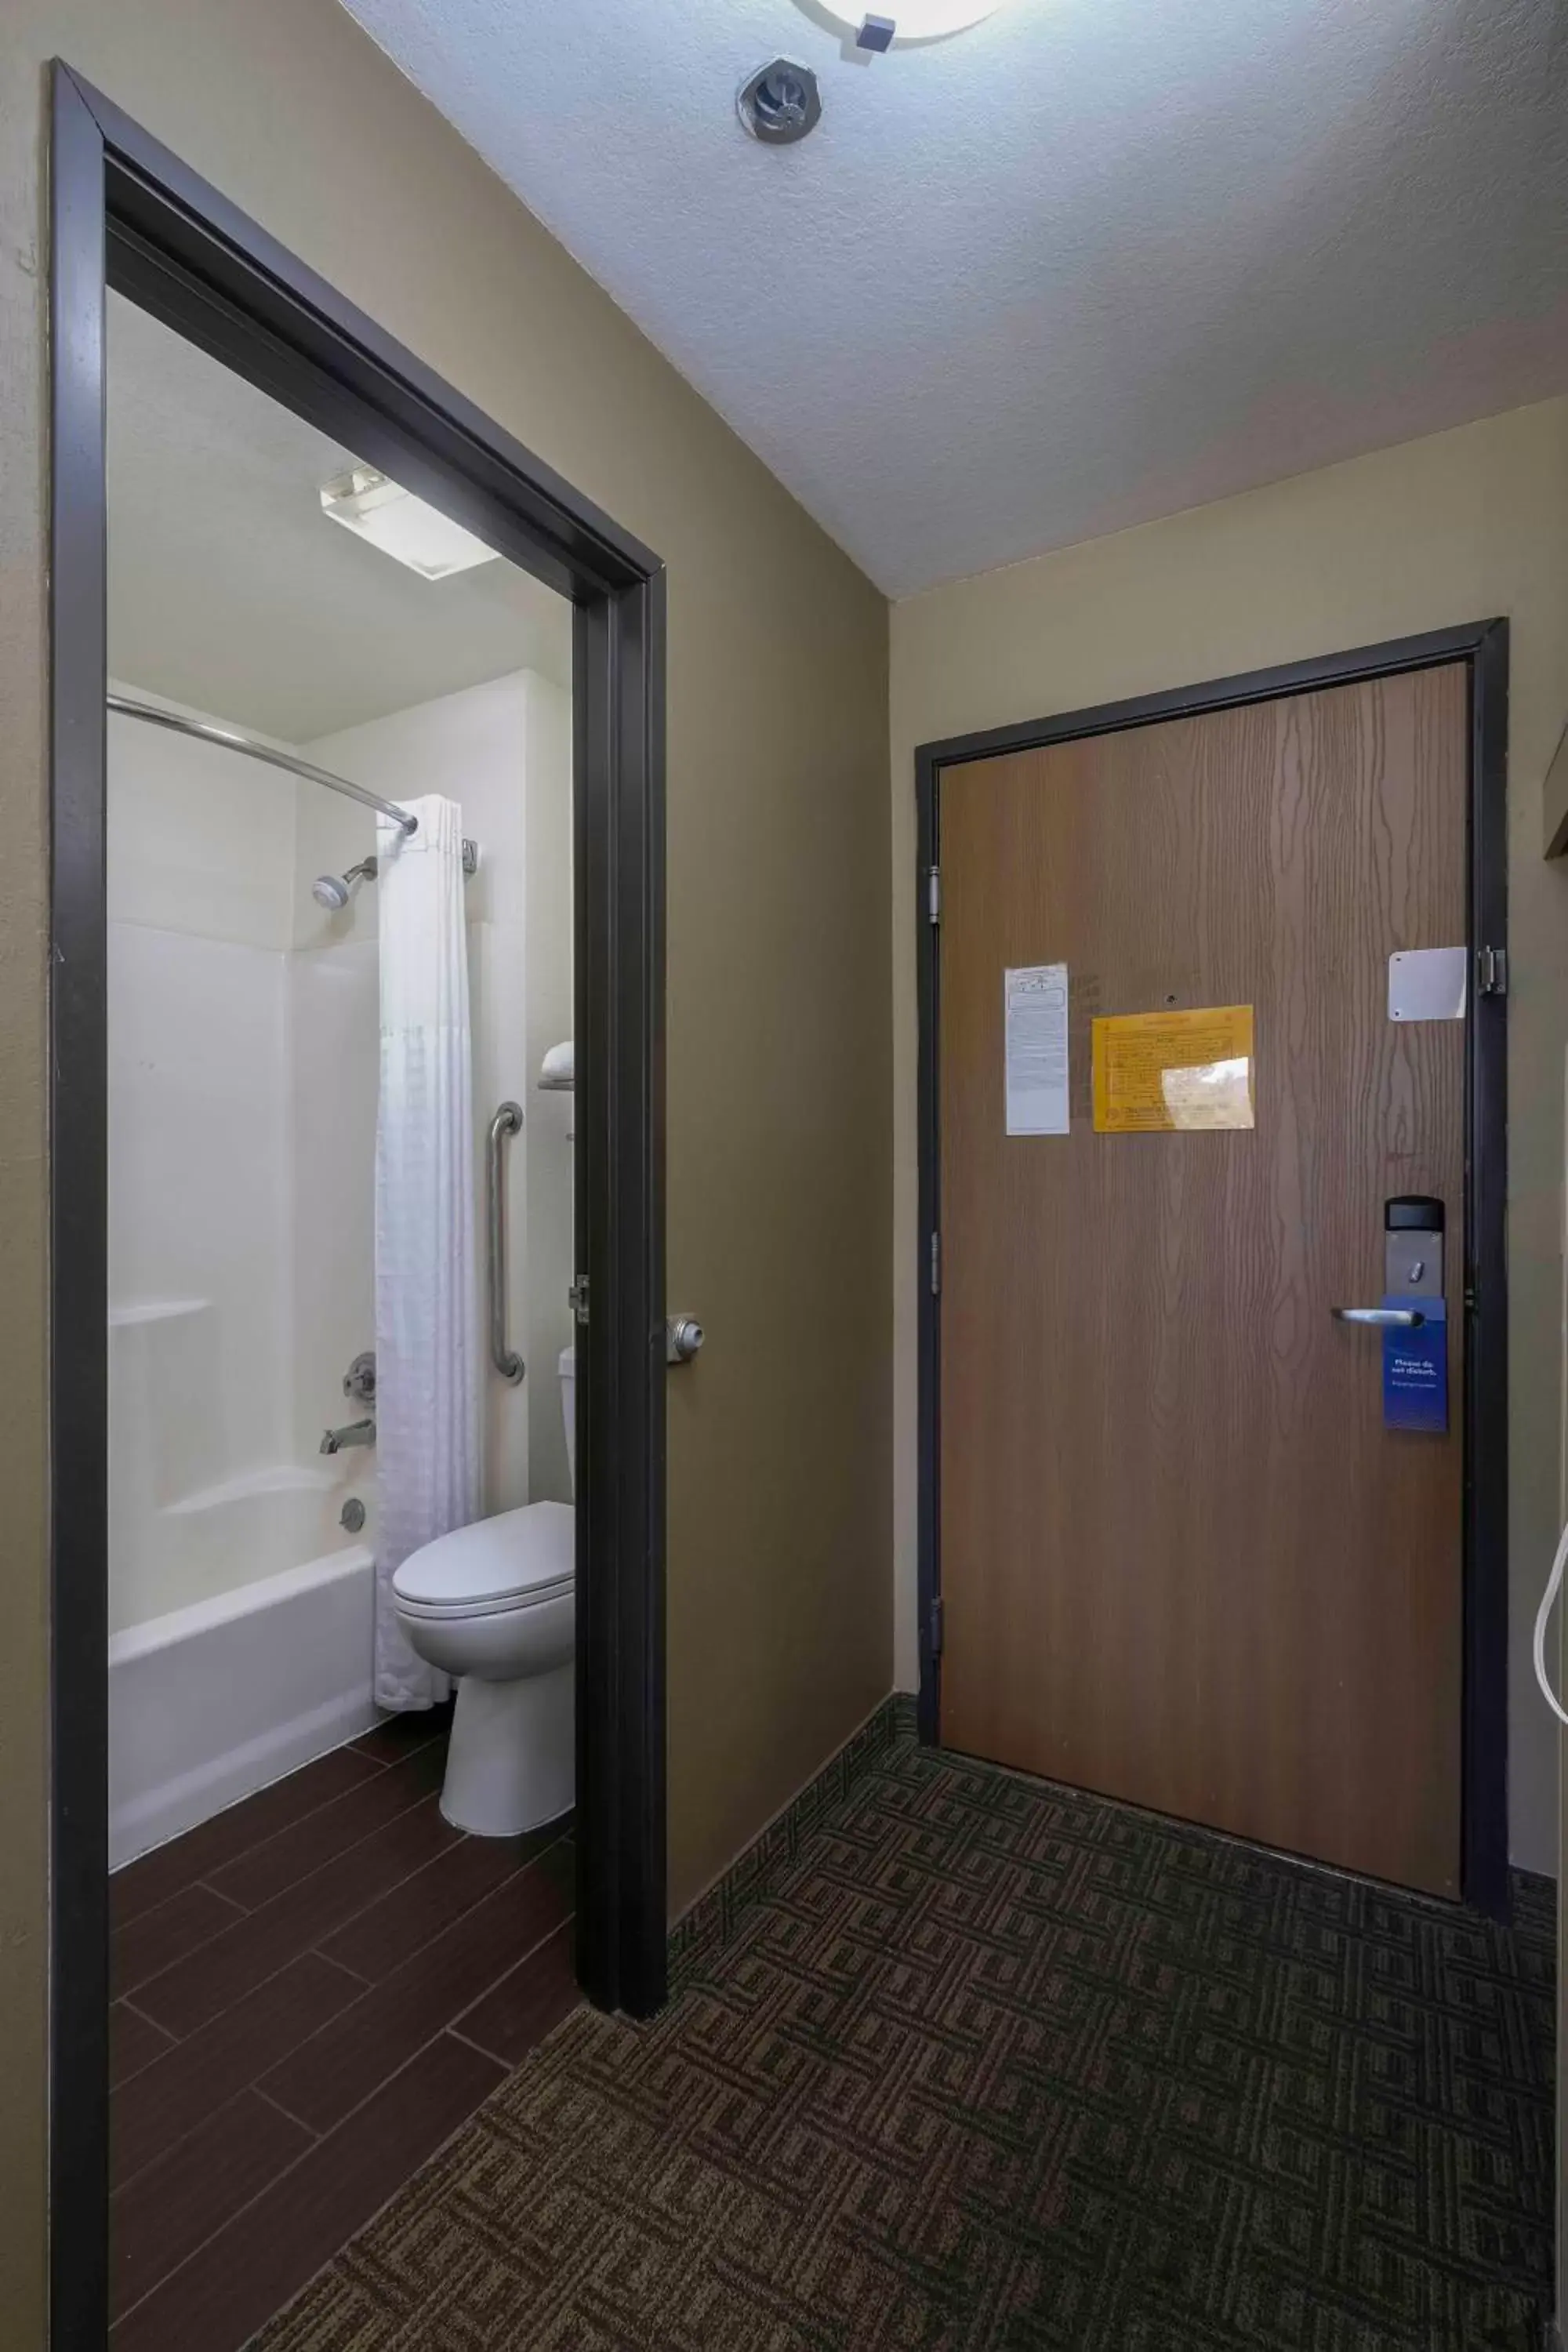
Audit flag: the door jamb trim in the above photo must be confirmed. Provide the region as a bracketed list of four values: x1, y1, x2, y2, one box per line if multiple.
[914, 621, 1510, 1916]
[49, 60, 667, 2350]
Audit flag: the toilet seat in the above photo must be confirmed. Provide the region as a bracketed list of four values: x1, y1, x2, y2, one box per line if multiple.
[393, 1500, 574, 1622]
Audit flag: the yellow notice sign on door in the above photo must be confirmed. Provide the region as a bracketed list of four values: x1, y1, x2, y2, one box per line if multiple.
[1092, 1004, 1254, 1133]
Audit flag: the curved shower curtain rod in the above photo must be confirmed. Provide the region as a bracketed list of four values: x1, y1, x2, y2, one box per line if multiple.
[107, 693, 420, 837]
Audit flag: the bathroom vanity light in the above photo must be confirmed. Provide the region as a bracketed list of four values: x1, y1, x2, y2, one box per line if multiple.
[816, 0, 1008, 45]
[318, 465, 499, 579]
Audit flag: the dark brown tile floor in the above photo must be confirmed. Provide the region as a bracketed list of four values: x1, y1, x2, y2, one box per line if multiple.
[109, 1707, 579, 2349]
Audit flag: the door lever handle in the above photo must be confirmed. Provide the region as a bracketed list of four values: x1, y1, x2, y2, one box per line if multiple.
[1331, 1305, 1425, 1328]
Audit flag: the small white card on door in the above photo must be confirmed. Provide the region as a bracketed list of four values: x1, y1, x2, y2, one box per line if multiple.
[1004, 964, 1070, 1135]
[1388, 947, 1468, 1022]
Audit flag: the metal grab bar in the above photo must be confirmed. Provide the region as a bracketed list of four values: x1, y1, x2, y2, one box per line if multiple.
[488, 1102, 524, 1384]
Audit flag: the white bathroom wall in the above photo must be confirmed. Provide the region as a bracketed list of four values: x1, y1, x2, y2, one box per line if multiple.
[107, 692, 297, 949]
[299, 668, 574, 1514]
[524, 674, 575, 1504]
[107, 696, 298, 1629]
[288, 934, 379, 1461]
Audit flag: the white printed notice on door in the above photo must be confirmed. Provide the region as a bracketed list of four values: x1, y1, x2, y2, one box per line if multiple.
[1004, 964, 1070, 1135]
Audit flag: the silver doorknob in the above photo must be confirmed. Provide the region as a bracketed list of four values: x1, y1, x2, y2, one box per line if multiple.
[1331, 1306, 1425, 1327]
[666, 1316, 704, 1365]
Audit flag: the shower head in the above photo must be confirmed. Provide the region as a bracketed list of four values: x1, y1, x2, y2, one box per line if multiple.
[310, 855, 378, 911]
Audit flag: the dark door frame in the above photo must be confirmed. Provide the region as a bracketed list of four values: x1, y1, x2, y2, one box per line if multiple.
[49, 60, 667, 2349]
[915, 621, 1509, 1914]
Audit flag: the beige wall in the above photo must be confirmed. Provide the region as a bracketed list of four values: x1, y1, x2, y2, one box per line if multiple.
[891, 400, 1568, 1884]
[0, 4, 893, 2332]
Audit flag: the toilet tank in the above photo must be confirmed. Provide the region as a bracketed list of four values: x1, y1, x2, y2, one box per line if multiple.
[559, 1345, 576, 1497]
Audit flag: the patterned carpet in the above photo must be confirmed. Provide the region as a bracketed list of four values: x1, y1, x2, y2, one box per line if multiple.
[254, 1734, 1555, 2352]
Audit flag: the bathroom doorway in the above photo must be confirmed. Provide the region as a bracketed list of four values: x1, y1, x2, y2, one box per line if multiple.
[51, 65, 666, 2351]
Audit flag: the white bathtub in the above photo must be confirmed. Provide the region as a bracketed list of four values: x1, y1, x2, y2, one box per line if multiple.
[109, 1541, 379, 1869]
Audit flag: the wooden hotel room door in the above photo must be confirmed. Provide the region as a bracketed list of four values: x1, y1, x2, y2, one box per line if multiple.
[935, 664, 1468, 1896]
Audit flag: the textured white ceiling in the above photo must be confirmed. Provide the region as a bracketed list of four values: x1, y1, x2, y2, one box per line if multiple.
[337, 0, 1568, 596]
[107, 295, 572, 740]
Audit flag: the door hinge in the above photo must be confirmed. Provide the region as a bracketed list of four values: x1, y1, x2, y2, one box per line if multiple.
[568, 1275, 590, 1326]
[928, 1596, 945, 1657]
[927, 866, 941, 924]
[1476, 946, 1508, 998]
[929, 1230, 941, 1295]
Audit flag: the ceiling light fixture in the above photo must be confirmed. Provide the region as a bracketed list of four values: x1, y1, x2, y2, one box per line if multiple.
[318, 466, 499, 579]
[818, 0, 1006, 45]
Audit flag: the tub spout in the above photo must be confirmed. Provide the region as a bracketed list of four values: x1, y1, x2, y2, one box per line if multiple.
[320, 1418, 376, 1456]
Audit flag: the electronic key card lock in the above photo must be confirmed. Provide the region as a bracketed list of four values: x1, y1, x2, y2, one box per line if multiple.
[1330, 1196, 1447, 1432]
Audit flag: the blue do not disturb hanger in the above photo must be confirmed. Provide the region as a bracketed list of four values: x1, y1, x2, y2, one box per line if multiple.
[1382, 1294, 1446, 1433]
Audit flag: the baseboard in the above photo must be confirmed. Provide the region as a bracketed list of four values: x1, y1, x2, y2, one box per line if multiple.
[668, 1692, 916, 1988]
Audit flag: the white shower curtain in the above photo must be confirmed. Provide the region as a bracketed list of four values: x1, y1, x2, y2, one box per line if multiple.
[373, 793, 481, 1709]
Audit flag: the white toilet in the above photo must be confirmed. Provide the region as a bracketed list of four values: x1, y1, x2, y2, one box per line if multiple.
[392, 1346, 577, 1837]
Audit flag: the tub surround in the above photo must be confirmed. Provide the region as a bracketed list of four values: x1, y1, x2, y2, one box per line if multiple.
[108, 695, 368, 1639]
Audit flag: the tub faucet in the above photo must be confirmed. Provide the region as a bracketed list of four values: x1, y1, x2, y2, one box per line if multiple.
[320, 1417, 376, 1456]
